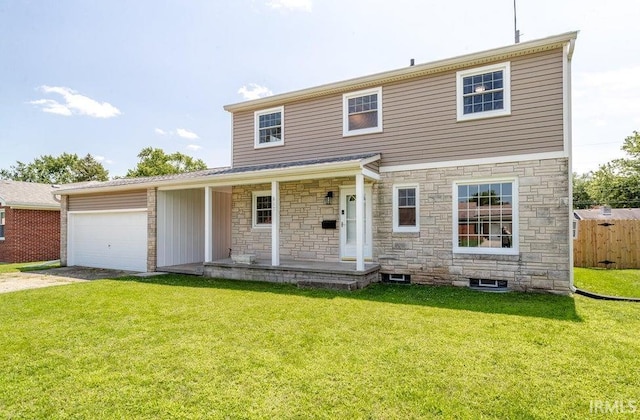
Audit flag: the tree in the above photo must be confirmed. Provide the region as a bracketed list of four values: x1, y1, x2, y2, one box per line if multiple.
[572, 172, 595, 209]
[0, 153, 109, 184]
[584, 131, 640, 208]
[125, 147, 207, 178]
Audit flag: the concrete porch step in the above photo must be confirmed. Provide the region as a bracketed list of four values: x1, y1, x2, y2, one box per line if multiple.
[158, 263, 204, 276]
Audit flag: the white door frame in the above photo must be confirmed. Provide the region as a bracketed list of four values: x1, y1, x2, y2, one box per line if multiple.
[339, 184, 372, 261]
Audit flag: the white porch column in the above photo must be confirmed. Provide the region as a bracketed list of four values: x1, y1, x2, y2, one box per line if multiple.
[355, 173, 365, 271]
[271, 181, 280, 266]
[204, 186, 212, 262]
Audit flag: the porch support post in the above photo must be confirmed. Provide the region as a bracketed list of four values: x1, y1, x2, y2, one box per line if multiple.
[271, 181, 280, 266]
[204, 186, 213, 262]
[355, 173, 365, 271]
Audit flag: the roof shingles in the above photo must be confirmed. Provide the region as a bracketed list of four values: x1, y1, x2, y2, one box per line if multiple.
[0, 180, 60, 208]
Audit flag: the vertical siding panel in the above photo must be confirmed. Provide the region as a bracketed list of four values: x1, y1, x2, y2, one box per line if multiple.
[213, 191, 232, 260]
[157, 189, 205, 266]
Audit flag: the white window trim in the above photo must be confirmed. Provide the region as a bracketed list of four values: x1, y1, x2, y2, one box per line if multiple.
[343, 87, 383, 137]
[254, 106, 284, 149]
[393, 184, 420, 233]
[252, 190, 272, 229]
[456, 62, 511, 122]
[452, 177, 519, 256]
[0, 208, 5, 240]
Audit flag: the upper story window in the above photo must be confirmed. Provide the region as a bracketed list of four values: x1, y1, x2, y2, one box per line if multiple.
[0, 209, 5, 240]
[254, 106, 284, 149]
[252, 191, 272, 228]
[453, 179, 518, 255]
[343, 87, 383, 136]
[393, 185, 419, 233]
[456, 62, 511, 121]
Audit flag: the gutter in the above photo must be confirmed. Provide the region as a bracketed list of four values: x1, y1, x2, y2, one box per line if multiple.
[53, 155, 381, 196]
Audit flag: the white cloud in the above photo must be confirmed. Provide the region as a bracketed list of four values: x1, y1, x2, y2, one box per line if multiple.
[154, 128, 167, 135]
[28, 99, 73, 116]
[176, 128, 200, 140]
[266, 0, 312, 12]
[237, 83, 273, 100]
[187, 144, 202, 151]
[94, 155, 114, 165]
[30, 85, 121, 118]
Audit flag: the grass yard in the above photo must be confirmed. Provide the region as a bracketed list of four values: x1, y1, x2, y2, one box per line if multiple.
[0, 260, 59, 274]
[1, 274, 639, 419]
[574, 267, 640, 298]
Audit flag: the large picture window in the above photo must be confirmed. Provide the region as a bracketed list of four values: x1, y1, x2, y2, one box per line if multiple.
[252, 191, 272, 228]
[456, 62, 511, 121]
[343, 87, 383, 136]
[254, 107, 284, 148]
[454, 179, 517, 254]
[393, 185, 419, 232]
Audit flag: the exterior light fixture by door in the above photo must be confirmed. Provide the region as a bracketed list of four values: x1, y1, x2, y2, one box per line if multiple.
[325, 191, 333, 205]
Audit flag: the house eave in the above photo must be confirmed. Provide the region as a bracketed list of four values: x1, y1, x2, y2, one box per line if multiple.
[55, 154, 382, 195]
[0, 201, 59, 210]
[223, 31, 578, 113]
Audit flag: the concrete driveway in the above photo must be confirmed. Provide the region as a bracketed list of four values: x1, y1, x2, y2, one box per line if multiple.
[0, 267, 136, 294]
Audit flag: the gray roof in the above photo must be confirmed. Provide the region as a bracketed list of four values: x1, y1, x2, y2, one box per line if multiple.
[574, 208, 640, 220]
[0, 180, 61, 209]
[56, 153, 380, 194]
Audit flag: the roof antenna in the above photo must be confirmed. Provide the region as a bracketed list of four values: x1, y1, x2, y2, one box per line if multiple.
[513, 0, 521, 43]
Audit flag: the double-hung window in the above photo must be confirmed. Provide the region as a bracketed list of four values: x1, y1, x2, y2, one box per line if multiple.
[456, 62, 511, 121]
[454, 179, 518, 255]
[343, 87, 383, 136]
[252, 191, 272, 228]
[254, 106, 284, 148]
[393, 185, 419, 232]
[0, 209, 5, 240]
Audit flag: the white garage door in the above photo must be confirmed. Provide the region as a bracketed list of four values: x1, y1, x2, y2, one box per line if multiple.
[68, 211, 147, 272]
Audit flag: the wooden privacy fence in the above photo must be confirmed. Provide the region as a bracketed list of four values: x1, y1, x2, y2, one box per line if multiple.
[574, 219, 640, 268]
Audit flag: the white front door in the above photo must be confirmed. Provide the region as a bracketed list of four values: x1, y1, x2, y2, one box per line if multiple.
[340, 187, 372, 260]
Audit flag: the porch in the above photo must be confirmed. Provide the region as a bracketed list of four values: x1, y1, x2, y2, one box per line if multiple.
[158, 259, 381, 291]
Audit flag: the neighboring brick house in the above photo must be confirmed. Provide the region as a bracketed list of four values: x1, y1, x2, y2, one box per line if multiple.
[0, 180, 61, 263]
[55, 31, 577, 293]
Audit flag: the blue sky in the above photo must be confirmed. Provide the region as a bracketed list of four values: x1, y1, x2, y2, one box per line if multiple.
[1, 0, 639, 177]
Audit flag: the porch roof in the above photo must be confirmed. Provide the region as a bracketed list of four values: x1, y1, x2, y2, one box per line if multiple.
[54, 152, 381, 195]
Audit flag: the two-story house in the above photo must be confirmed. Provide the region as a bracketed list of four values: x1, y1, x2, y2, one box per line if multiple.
[55, 31, 577, 293]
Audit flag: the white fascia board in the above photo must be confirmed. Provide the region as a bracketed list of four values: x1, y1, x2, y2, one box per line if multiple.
[380, 151, 568, 173]
[159, 168, 362, 191]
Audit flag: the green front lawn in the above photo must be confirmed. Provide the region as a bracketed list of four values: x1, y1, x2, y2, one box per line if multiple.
[574, 267, 640, 298]
[1, 276, 639, 418]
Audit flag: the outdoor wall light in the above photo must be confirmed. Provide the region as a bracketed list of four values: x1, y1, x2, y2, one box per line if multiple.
[324, 191, 333, 205]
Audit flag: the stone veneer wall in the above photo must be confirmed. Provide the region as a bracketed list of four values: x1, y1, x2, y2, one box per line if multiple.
[230, 157, 570, 293]
[147, 187, 157, 272]
[375, 157, 571, 293]
[232, 178, 358, 262]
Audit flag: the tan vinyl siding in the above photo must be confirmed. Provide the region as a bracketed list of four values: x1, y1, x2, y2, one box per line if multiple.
[364, 160, 380, 173]
[232, 48, 565, 168]
[68, 190, 147, 211]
